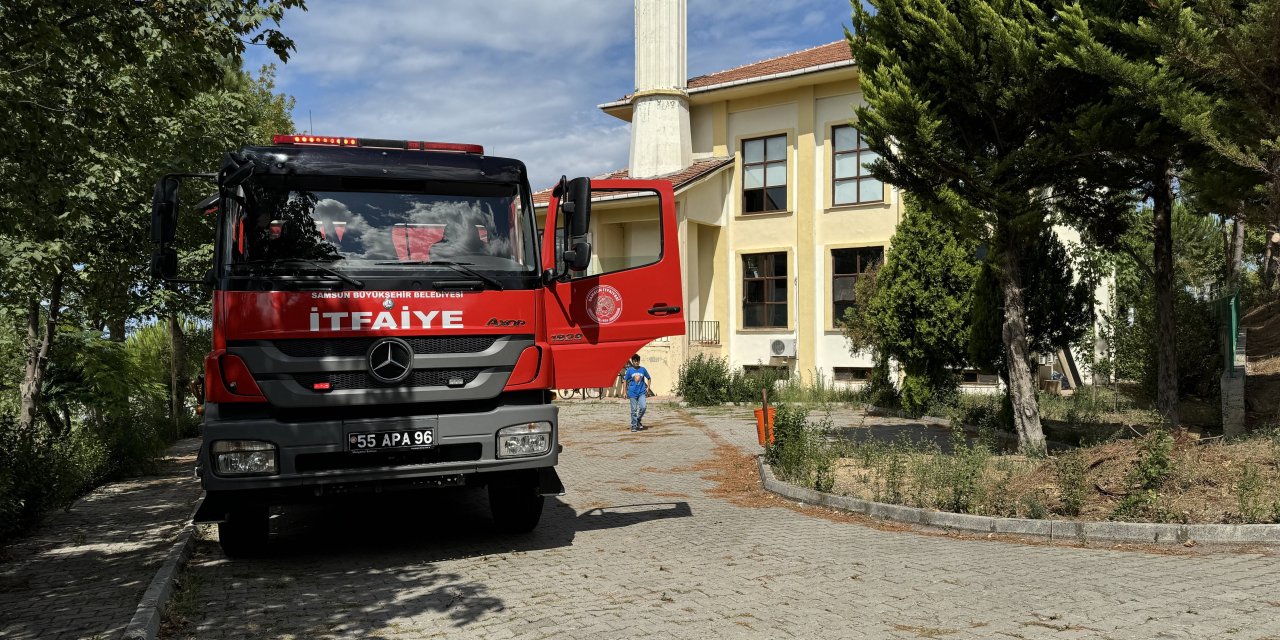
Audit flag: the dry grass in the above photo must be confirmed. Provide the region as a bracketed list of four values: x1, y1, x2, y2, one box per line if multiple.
[831, 429, 1280, 524]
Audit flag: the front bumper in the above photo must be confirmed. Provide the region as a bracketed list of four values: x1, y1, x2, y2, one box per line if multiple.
[197, 402, 558, 493]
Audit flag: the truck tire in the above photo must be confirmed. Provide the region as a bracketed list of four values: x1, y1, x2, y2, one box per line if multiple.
[489, 482, 544, 533]
[218, 505, 269, 557]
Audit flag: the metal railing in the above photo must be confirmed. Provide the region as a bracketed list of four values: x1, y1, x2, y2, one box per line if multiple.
[687, 320, 720, 345]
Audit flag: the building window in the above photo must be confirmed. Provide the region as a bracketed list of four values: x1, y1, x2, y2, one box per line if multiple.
[743, 364, 789, 381]
[833, 126, 883, 205]
[961, 370, 999, 386]
[832, 246, 884, 325]
[833, 367, 873, 382]
[743, 135, 787, 213]
[742, 252, 787, 328]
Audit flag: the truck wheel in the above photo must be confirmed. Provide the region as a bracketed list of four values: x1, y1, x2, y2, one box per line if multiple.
[489, 483, 544, 533]
[217, 506, 269, 557]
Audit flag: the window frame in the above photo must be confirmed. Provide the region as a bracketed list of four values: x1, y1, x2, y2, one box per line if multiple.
[832, 366, 873, 383]
[741, 251, 789, 329]
[742, 134, 788, 214]
[832, 125, 884, 206]
[830, 246, 884, 326]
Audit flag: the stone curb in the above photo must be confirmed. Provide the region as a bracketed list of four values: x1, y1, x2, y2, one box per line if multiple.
[120, 500, 201, 640]
[757, 457, 1280, 545]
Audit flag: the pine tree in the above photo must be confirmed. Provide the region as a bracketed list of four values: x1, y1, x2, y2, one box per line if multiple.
[848, 0, 1127, 453]
[1055, 0, 1210, 427]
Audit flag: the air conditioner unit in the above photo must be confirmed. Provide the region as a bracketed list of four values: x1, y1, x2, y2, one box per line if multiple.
[770, 338, 797, 358]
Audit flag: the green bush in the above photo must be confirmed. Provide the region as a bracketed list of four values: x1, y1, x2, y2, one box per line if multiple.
[897, 373, 934, 417]
[1113, 430, 1175, 520]
[859, 356, 898, 408]
[0, 412, 110, 541]
[676, 353, 732, 406]
[938, 428, 989, 513]
[0, 319, 207, 542]
[1054, 450, 1088, 516]
[765, 404, 838, 492]
[1236, 464, 1277, 524]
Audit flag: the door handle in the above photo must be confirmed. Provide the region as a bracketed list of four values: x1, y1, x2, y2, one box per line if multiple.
[648, 304, 681, 316]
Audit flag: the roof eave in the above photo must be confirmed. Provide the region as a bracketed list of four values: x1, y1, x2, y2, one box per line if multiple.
[533, 158, 733, 210]
[598, 60, 858, 121]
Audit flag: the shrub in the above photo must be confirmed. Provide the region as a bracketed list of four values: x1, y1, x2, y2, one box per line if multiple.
[1237, 464, 1274, 524]
[859, 356, 898, 408]
[765, 404, 840, 492]
[1054, 450, 1088, 516]
[897, 373, 934, 417]
[1113, 430, 1175, 520]
[676, 353, 731, 406]
[0, 412, 110, 541]
[939, 428, 988, 513]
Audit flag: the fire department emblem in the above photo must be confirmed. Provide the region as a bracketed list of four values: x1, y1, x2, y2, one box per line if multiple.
[585, 285, 623, 325]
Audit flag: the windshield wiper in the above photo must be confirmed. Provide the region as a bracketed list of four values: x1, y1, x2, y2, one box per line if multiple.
[238, 259, 364, 289]
[375, 260, 503, 291]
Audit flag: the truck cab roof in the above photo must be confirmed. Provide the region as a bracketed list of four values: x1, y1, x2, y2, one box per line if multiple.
[230, 144, 530, 186]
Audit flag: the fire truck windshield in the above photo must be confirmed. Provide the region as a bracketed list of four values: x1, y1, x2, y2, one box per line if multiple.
[227, 181, 537, 275]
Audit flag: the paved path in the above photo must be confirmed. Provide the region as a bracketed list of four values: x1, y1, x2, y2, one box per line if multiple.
[166, 401, 1280, 639]
[0, 438, 201, 640]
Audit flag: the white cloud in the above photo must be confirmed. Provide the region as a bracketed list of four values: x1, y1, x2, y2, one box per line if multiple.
[250, 0, 853, 189]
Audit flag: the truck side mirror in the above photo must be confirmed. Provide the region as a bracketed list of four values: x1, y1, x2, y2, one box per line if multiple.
[559, 177, 592, 273]
[150, 247, 178, 280]
[563, 177, 591, 238]
[151, 177, 180, 244]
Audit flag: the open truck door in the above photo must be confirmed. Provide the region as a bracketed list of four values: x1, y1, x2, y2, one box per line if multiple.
[541, 178, 684, 389]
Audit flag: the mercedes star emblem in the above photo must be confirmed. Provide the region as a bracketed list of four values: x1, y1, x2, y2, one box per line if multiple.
[367, 338, 414, 384]
[382, 298, 394, 310]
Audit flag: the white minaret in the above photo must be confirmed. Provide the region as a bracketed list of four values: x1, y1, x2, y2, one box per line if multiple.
[629, 0, 692, 179]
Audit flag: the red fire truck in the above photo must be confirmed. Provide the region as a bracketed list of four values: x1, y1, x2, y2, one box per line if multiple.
[150, 135, 684, 555]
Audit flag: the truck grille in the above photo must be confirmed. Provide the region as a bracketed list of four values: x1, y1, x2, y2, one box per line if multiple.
[293, 368, 484, 390]
[294, 443, 483, 472]
[270, 336, 504, 358]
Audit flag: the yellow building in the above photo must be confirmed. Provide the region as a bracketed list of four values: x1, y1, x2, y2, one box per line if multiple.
[536, 0, 919, 395]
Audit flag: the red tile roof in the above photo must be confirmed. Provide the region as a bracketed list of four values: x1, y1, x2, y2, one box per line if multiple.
[686, 41, 853, 90]
[601, 41, 855, 108]
[533, 156, 733, 207]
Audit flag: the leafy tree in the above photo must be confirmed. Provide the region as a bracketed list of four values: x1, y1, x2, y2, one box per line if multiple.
[1110, 204, 1225, 401]
[0, 0, 304, 430]
[849, 0, 1128, 452]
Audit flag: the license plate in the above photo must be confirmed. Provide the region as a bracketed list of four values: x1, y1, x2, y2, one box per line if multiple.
[348, 428, 435, 452]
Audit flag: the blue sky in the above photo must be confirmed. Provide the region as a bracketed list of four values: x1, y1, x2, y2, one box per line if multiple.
[245, 1, 857, 190]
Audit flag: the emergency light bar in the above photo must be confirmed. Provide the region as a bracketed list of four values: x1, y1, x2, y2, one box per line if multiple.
[271, 134, 483, 155]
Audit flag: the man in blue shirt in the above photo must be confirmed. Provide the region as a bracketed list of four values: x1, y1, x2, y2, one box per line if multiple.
[623, 354, 651, 432]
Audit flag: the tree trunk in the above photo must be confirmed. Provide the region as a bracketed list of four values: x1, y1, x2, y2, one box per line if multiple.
[1269, 167, 1280, 290]
[998, 231, 1046, 454]
[18, 270, 65, 431]
[169, 314, 186, 439]
[107, 316, 127, 342]
[1152, 164, 1180, 428]
[1228, 218, 1245, 282]
[1266, 225, 1280, 291]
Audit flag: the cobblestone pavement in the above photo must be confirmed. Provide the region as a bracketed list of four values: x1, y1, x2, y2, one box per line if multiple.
[168, 402, 1280, 640]
[0, 438, 201, 640]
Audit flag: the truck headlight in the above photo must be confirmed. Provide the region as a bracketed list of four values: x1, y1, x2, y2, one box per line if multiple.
[211, 440, 277, 475]
[497, 422, 552, 458]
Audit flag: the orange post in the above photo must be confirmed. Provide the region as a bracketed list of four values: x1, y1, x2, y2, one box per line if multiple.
[754, 407, 777, 445]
